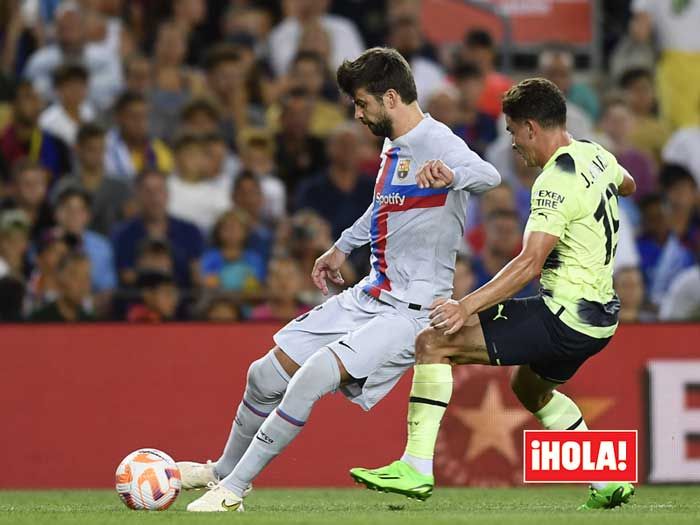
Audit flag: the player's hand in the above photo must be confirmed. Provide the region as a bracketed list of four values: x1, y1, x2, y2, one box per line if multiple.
[311, 246, 346, 295]
[416, 160, 454, 189]
[429, 297, 471, 335]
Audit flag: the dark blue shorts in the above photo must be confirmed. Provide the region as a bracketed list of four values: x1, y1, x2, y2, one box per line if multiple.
[477, 296, 611, 383]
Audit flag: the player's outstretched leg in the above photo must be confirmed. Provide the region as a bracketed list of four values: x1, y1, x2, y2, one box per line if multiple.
[187, 348, 343, 512]
[178, 349, 292, 490]
[351, 322, 488, 500]
[510, 365, 635, 510]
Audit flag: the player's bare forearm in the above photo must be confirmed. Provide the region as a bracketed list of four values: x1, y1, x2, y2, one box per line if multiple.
[461, 254, 539, 313]
[618, 167, 636, 197]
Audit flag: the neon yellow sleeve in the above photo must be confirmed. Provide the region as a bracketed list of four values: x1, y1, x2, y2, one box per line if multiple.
[525, 169, 580, 237]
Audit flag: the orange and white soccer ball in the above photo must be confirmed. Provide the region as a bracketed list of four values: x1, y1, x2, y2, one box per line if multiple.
[115, 448, 181, 510]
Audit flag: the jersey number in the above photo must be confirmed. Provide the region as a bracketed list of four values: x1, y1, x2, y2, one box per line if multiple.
[593, 183, 620, 265]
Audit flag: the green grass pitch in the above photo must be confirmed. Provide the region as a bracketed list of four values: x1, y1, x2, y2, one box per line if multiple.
[1, 486, 699, 525]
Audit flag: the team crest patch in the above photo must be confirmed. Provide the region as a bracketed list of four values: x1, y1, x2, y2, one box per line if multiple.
[397, 159, 410, 179]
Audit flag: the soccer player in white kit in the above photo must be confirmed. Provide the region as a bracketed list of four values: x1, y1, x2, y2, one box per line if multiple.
[182, 47, 501, 512]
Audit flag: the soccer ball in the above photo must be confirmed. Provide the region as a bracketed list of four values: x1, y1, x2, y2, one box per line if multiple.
[115, 448, 181, 510]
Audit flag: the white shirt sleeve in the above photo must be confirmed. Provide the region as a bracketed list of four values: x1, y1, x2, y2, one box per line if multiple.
[441, 136, 501, 194]
[334, 202, 373, 254]
[659, 266, 700, 320]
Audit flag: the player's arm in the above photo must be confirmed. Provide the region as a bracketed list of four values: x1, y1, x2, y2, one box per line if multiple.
[416, 137, 501, 192]
[312, 202, 373, 295]
[618, 166, 636, 197]
[430, 231, 558, 334]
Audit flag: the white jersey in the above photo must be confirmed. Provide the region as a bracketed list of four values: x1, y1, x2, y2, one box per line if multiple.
[335, 115, 501, 308]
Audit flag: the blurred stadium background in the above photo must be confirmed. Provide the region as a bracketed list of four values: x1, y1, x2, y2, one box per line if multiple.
[0, 0, 699, 491]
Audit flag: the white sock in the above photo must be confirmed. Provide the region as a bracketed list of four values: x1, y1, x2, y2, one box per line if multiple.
[220, 349, 341, 496]
[400, 453, 433, 476]
[214, 351, 290, 478]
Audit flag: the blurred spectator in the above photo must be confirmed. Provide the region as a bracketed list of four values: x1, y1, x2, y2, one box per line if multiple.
[203, 44, 265, 149]
[614, 266, 648, 323]
[466, 183, 518, 255]
[231, 171, 275, 267]
[29, 250, 92, 322]
[388, 15, 445, 106]
[458, 29, 512, 120]
[280, 209, 356, 305]
[127, 269, 179, 322]
[630, 0, 700, 129]
[123, 54, 152, 95]
[275, 89, 327, 195]
[619, 68, 672, 165]
[167, 134, 230, 234]
[596, 96, 656, 201]
[538, 47, 594, 138]
[659, 165, 700, 251]
[636, 193, 694, 305]
[135, 238, 175, 276]
[170, 0, 208, 66]
[267, 0, 365, 77]
[659, 262, 700, 321]
[295, 122, 374, 240]
[662, 109, 700, 187]
[202, 130, 240, 191]
[609, 11, 656, 81]
[0, 209, 30, 279]
[51, 124, 131, 236]
[485, 140, 540, 225]
[471, 210, 537, 298]
[25, 227, 71, 314]
[199, 295, 241, 322]
[38, 63, 95, 146]
[235, 128, 286, 222]
[149, 22, 206, 142]
[0, 81, 71, 184]
[0, 275, 25, 321]
[0, 160, 54, 241]
[267, 51, 345, 138]
[112, 170, 203, 288]
[54, 187, 116, 297]
[105, 91, 174, 182]
[179, 98, 222, 135]
[250, 256, 311, 322]
[452, 253, 475, 300]
[22, 2, 122, 110]
[201, 210, 264, 293]
[539, 45, 600, 121]
[451, 61, 498, 158]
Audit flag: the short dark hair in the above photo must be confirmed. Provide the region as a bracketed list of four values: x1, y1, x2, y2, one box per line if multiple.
[56, 186, 92, 209]
[336, 47, 417, 103]
[52, 63, 88, 87]
[76, 122, 105, 145]
[465, 28, 494, 49]
[180, 98, 220, 123]
[114, 90, 146, 113]
[292, 50, 326, 71]
[619, 68, 653, 89]
[135, 170, 167, 187]
[57, 249, 89, 273]
[202, 44, 241, 72]
[11, 158, 48, 182]
[232, 169, 260, 194]
[502, 78, 567, 128]
[173, 132, 203, 152]
[452, 60, 483, 81]
[660, 164, 697, 190]
[137, 238, 172, 259]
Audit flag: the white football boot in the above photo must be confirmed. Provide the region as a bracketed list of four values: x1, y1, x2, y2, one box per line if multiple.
[177, 460, 218, 490]
[186, 482, 244, 512]
[177, 460, 253, 495]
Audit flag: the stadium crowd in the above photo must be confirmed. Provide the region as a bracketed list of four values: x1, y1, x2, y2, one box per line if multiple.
[0, 0, 698, 323]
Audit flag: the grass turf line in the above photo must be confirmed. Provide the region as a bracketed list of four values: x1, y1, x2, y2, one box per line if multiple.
[0, 486, 699, 525]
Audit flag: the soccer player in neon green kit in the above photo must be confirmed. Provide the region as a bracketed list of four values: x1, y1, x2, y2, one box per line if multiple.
[351, 78, 637, 510]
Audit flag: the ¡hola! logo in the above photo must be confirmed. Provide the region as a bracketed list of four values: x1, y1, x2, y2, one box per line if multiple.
[523, 430, 637, 483]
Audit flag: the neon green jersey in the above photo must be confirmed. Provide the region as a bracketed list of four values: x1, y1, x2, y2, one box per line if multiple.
[525, 139, 624, 338]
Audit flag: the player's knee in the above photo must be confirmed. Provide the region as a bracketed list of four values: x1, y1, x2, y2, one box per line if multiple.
[246, 355, 285, 403]
[415, 327, 443, 362]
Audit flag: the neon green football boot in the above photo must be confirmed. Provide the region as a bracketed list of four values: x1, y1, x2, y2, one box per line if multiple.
[578, 483, 635, 510]
[349, 460, 434, 501]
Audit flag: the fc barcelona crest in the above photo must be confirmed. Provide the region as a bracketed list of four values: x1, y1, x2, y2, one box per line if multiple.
[397, 159, 410, 179]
